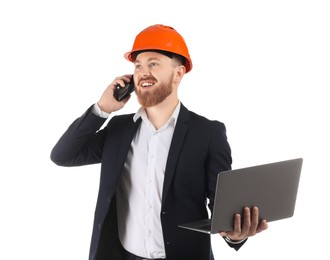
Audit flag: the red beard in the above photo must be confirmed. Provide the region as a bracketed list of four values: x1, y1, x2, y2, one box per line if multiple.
[136, 74, 174, 107]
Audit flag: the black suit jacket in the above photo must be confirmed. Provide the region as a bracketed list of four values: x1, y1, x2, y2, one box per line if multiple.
[51, 103, 245, 260]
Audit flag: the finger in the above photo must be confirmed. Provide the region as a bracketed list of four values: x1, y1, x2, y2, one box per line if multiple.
[233, 213, 242, 234]
[241, 207, 251, 234]
[113, 79, 125, 88]
[257, 219, 268, 233]
[250, 206, 259, 232]
[113, 75, 132, 88]
[222, 212, 244, 239]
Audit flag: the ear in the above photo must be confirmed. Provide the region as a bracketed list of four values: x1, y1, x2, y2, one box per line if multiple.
[176, 65, 186, 79]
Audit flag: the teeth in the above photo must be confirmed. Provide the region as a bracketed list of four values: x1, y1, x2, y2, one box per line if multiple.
[142, 82, 153, 87]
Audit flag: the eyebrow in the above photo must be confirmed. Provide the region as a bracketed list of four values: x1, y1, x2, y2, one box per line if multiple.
[134, 57, 161, 64]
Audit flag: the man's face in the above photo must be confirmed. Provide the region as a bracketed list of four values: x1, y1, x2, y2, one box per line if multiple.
[133, 51, 176, 107]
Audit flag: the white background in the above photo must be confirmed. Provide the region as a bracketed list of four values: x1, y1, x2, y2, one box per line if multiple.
[1, 0, 329, 259]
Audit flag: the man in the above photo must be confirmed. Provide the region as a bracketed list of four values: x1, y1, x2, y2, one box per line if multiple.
[51, 24, 268, 260]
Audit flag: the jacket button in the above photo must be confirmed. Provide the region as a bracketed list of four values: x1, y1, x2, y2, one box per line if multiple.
[98, 223, 102, 230]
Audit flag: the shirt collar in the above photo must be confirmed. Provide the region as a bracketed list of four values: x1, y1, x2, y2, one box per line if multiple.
[133, 102, 181, 130]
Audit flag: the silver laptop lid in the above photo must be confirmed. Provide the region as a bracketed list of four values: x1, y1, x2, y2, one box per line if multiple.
[211, 158, 303, 233]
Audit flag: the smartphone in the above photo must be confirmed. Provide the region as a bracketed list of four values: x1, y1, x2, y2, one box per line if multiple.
[113, 77, 135, 101]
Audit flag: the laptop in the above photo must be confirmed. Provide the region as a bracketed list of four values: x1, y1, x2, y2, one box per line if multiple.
[178, 158, 303, 234]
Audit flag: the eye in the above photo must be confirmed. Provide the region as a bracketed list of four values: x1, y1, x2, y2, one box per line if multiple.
[149, 62, 158, 68]
[135, 64, 142, 69]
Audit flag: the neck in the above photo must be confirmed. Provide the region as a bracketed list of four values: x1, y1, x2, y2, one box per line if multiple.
[145, 96, 179, 130]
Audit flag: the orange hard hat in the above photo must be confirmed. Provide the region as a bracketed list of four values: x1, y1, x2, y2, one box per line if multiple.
[124, 24, 193, 73]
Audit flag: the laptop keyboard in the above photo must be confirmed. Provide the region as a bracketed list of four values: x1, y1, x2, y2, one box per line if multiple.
[198, 223, 212, 231]
[188, 219, 212, 231]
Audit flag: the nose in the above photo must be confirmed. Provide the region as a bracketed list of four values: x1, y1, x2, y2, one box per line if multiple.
[139, 66, 151, 77]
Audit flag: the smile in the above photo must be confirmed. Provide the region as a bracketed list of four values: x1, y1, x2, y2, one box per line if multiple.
[141, 81, 155, 88]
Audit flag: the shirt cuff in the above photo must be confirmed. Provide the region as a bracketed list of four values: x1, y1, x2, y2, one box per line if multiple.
[224, 236, 247, 245]
[92, 103, 110, 118]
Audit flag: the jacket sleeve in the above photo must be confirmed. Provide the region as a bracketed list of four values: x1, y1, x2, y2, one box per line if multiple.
[50, 105, 107, 167]
[223, 236, 248, 251]
[206, 122, 248, 251]
[206, 122, 232, 212]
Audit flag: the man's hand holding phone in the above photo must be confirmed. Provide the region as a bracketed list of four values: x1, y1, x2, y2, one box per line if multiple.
[97, 74, 133, 114]
[113, 76, 135, 102]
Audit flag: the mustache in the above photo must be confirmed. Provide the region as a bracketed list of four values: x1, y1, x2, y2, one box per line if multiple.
[138, 76, 157, 85]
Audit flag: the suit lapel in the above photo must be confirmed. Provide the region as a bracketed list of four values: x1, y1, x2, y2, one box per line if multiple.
[117, 117, 142, 167]
[162, 104, 189, 205]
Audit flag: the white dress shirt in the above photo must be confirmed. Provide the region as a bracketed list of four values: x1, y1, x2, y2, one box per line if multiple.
[117, 104, 180, 259]
[93, 102, 180, 259]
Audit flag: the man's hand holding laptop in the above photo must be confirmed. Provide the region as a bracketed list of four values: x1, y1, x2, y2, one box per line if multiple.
[220, 206, 268, 243]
